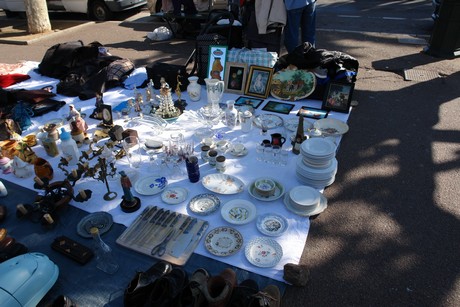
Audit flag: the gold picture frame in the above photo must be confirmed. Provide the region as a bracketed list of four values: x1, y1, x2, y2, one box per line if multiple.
[224, 62, 248, 95]
[244, 65, 273, 99]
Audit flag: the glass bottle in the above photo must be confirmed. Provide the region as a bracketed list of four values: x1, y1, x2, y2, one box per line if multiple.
[90, 227, 119, 274]
[291, 114, 306, 155]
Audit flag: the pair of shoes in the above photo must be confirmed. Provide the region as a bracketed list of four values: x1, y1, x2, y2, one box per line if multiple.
[202, 268, 237, 307]
[227, 279, 259, 307]
[175, 268, 209, 307]
[144, 267, 189, 307]
[123, 261, 172, 307]
[248, 285, 281, 307]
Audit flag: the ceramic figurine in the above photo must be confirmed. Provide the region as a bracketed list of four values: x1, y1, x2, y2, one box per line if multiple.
[119, 170, 140, 213]
[12, 156, 33, 178]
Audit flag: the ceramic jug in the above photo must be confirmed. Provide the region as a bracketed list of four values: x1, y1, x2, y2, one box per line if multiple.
[187, 76, 201, 102]
[204, 78, 224, 110]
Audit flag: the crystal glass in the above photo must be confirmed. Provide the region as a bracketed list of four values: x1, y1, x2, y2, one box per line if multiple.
[122, 136, 142, 168]
[204, 78, 224, 111]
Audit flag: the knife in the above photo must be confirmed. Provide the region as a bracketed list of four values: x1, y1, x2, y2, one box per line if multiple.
[183, 221, 209, 255]
[168, 218, 198, 257]
[118, 206, 157, 242]
[132, 208, 164, 245]
[143, 210, 172, 246]
[171, 216, 192, 242]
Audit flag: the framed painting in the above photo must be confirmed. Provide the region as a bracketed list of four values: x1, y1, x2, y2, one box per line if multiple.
[262, 101, 295, 115]
[297, 106, 329, 119]
[322, 81, 354, 113]
[224, 62, 248, 95]
[235, 96, 264, 109]
[207, 45, 228, 81]
[244, 65, 273, 99]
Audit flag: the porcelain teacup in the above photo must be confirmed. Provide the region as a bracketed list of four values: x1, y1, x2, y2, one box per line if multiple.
[232, 143, 245, 154]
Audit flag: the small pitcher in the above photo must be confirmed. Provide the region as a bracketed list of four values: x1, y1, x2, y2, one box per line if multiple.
[271, 133, 286, 147]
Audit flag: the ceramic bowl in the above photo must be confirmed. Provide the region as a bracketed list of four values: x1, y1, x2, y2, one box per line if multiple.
[254, 178, 276, 197]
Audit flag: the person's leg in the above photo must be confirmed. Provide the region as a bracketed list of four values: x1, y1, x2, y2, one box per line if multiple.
[300, 2, 317, 46]
[284, 7, 303, 53]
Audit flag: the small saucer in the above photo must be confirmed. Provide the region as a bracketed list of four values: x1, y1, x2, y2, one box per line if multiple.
[77, 212, 113, 238]
[228, 146, 248, 157]
[161, 187, 188, 205]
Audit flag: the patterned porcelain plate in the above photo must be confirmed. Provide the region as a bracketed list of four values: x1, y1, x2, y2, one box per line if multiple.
[221, 199, 256, 225]
[245, 237, 283, 268]
[202, 174, 244, 195]
[134, 176, 168, 196]
[188, 193, 221, 215]
[77, 212, 113, 238]
[256, 213, 288, 237]
[204, 226, 244, 257]
[161, 187, 188, 205]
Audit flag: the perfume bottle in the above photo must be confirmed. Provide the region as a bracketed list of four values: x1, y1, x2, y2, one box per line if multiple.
[90, 227, 119, 274]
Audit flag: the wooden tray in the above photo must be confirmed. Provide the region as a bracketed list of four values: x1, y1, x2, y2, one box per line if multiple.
[116, 206, 208, 266]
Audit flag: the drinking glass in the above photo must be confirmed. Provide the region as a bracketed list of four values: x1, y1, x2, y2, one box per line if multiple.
[123, 136, 142, 168]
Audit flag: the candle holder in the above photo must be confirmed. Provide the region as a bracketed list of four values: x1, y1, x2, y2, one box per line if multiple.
[58, 140, 124, 200]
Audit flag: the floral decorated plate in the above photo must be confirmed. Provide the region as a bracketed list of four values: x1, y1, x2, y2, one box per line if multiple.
[204, 226, 244, 257]
[202, 174, 244, 195]
[270, 66, 316, 101]
[161, 187, 188, 205]
[221, 199, 256, 225]
[256, 213, 288, 237]
[134, 176, 167, 196]
[245, 237, 283, 267]
[188, 193, 221, 215]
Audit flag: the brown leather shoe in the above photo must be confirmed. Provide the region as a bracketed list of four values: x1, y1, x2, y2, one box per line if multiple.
[203, 268, 237, 307]
[249, 284, 281, 307]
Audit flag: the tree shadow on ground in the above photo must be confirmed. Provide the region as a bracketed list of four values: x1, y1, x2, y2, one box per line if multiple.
[283, 42, 460, 305]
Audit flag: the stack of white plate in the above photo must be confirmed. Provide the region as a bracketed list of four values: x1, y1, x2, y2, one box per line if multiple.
[283, 186, 327, 216]
[296, 138, 338, 189]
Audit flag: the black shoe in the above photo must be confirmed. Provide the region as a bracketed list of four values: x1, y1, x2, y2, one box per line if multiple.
[124, 261, 173, 307]
[145, 267, 189, 307]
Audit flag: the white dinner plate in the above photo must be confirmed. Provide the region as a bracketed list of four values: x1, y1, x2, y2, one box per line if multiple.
[284, 193, 328, 217]
[245, 237, 283, 268]
[134, 176, 167, 195]
[221, 199, 256, 225]
[202, 174, 244, 195]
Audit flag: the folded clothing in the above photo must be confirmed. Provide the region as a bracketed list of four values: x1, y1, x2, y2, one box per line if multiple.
[0, 74, 31, 88]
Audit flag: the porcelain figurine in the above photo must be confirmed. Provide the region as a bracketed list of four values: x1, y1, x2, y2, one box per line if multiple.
[12, 156, 33, 178]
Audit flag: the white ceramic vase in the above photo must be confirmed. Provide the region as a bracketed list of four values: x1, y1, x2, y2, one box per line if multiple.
[187, 76, 201, 102]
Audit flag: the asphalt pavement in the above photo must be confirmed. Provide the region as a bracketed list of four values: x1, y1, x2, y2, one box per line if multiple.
[0, 4, 459, 307]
